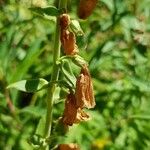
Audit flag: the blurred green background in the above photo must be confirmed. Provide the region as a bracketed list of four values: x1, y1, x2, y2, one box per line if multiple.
[0, 0, 150, 150]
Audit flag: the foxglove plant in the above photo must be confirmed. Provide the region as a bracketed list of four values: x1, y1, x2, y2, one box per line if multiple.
[8, 0, 97, 149]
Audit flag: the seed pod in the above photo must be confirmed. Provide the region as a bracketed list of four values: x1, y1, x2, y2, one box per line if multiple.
[75, 65, 96, 109]
[60, 14, 70, 30]
[78, 0, 97, 19]
[60, 30, 78, 55]
[57, 143, 80, 150]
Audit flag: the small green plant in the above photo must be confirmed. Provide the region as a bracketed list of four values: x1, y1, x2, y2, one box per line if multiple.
[7, 0, 97, 149]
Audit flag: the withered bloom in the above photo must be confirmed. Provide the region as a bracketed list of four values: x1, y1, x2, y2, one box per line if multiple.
[62, 93, 77, 126]
[60, 30, 78, 55]
[57, 143, 80, 150]
[59, 14, 70, 30]
[75, 108, 90, 123]
[75, 65, 95, 109]
[62, 93, 90, 126]
[78, 0, 97, 19]
[59, 14, 78, 55]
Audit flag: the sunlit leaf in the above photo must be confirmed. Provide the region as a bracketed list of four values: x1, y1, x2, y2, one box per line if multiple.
[7, 78, 49, 93]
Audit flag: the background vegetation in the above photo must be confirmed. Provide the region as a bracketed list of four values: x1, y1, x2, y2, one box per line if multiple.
[0, 0, 150, 149]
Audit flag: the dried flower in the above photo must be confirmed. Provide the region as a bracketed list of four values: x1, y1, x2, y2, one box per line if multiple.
[59, 14, 78, 55]
[78, 0, 97, 19]
[57, 143, 80, 150]
[75, 65, 95, 109]
[60, 14, 70, 30]
[60, 30, 78, 55]
[62, 93, 90, 126]
[62, 93, 77, 126]
[75, 108, 90, 123]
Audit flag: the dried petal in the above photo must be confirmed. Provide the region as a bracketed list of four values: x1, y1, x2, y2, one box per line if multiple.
[60, 30, 78, 55]
[75, 65, 95, 108]
[60, 14, 70, 30]
[62, 93, 90, 126]
[62, 93, 77, 126]
[57, 143, 80, 150]
[74, 108, 90, 123]
[78, 0, 97, 19]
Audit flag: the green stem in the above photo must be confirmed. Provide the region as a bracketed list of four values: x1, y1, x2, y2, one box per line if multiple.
[43, 0, 68, 149]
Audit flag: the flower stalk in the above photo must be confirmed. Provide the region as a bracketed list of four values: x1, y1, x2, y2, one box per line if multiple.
[43, 0, 68, 149]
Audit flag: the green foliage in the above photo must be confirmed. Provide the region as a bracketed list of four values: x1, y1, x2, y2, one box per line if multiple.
[29, 6, 60, 17]
[0, 0, 150, 150]
[7, 78, 48, 92]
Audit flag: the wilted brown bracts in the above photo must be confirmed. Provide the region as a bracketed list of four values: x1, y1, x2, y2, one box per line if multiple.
[57, 143, 80, 150]
[78, 0, 97, 19]
[75, 65, 95, 109]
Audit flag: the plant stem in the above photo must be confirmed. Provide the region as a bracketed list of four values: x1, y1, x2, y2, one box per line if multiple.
[44, 17, 60, 139]
[43, 0, 68, 149]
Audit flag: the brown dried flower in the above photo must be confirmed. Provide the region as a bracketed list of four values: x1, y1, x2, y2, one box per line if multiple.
[60, 30, 78, 55]
[60, 14, 70, 30]
[75, 65, 96, 109]
[78, 0, 97, 19]
[75, 108, 90, 123]
[62, 93, 90, 126]
[59, 13, 78, 55]
[62, 93, 77, 126]
[57, 143, 80, 150]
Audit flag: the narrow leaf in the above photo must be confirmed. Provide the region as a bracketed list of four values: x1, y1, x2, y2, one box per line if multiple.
[29, 6, 60, 17]
[7, 78, 48, 93]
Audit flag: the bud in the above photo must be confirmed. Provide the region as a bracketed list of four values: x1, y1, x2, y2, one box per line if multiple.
[75, 65, 95, 109]
[78, 0, 97, 19]
[60, 30, 78, 55]
[60, 14, 71, 30]
[57, 143, 80, 150]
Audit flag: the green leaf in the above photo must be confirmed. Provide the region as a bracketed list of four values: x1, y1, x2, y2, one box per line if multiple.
[60, 60, 76, 89]
[36, 116, 46, 135]
[7, 78, 48, 93]
[29, 6, 60, 17]
[70, 20, 84, 36]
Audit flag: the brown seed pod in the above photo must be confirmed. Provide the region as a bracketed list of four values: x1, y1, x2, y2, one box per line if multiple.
[60, 14, 70, 30]
[78, 0, 97, 19]
[60, 30, 78, 55]
[75, 64, 96, 109]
